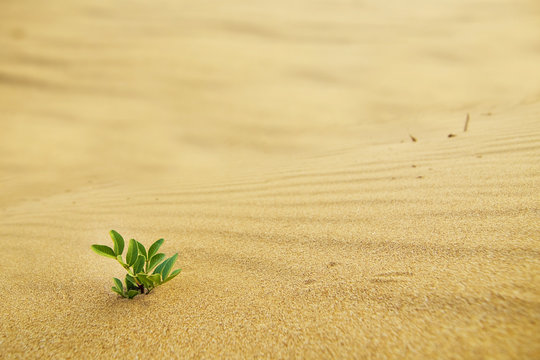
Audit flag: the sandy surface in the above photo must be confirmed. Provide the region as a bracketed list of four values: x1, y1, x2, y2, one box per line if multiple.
[1, 0, 539, 358]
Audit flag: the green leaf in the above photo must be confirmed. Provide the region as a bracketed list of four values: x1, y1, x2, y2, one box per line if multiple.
[163, 268, 181, 284]
[132, 255, 145, 274]
[126, 239, 138, 266]
[136, 274, 153, 289]
[127, 290, 139, 299]
[91, 245, 116, 259]
[160, 253, 178, 281]
[109, 230, 125, 256]
[112, 286, 124, 297]
[147, 253, 166, 271]
[113, 277, 123, 292]
[148, 273, 162, 286]
[136, 241, 147, 260]
[153, 258, 167, 277]
[125, 274, 138, 290]
[147, 238, 164, 260]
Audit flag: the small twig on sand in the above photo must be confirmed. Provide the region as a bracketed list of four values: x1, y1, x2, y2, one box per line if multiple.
[409, 134, 417, 142]
[464, 113, 470, 132]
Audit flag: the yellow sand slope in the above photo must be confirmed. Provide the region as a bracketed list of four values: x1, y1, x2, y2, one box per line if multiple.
[1, 0, 539, 358]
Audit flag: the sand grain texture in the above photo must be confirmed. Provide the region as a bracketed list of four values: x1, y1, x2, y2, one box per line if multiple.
[1, 0, 539, 359]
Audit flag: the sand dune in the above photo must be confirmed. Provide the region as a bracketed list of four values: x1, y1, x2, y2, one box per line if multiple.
[1, 0, 539, 358]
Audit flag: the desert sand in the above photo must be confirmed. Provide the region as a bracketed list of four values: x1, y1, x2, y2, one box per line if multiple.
[1, 0, 539, 358]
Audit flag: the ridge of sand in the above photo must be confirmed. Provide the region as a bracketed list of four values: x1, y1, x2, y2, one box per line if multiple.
[1, 104, 539, 359]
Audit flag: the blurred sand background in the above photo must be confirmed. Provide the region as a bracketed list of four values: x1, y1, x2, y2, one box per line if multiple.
[1, 0, 539, 358]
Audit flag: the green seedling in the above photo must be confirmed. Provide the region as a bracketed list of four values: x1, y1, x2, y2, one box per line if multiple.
[91, 230, 181, 299]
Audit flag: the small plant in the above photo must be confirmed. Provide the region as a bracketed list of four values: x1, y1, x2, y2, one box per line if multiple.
[91, 230, 181, 299]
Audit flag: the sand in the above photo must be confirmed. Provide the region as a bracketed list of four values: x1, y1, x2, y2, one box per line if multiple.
[1, 0, 539, 358]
